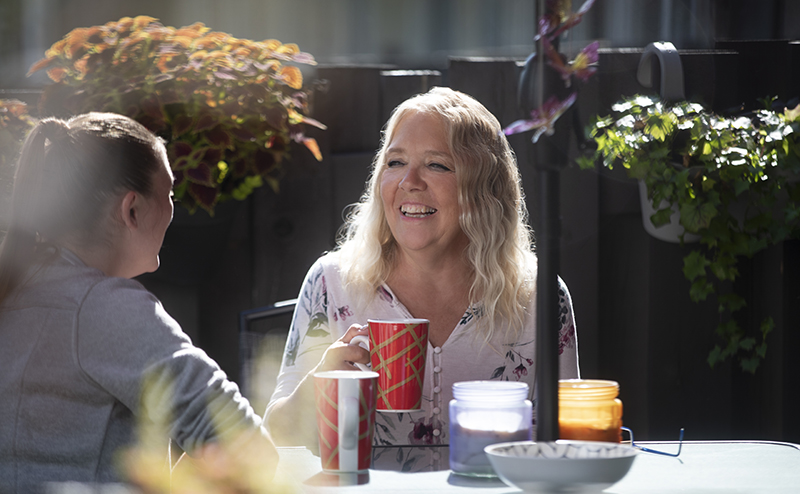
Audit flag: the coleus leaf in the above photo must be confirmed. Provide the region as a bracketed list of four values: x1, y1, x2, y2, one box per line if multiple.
[203, 147, 222, 164]
[229, 126, 256, 142]
[277, 65, 303, 89]
[254, 149, 277, 174]
[27, 56, 58, 76]
[303, 137, 323, 161]
[172, 115, 193, 139]
[503, 93, 578, 143]
[186, 161, 214, 186]
[170, 141, 193, 159]
[194, 112, 217, 132]
[205, 126, 231, 147]
[188, 182, 219, 215]
[140, 95, 163, 119]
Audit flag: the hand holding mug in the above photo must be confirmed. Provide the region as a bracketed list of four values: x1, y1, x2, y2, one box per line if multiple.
[316, 325, 370, 372]
[349, 334, 371, 372]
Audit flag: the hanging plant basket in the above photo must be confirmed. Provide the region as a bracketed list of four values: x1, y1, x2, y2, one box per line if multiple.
[579, 94, 800, 372]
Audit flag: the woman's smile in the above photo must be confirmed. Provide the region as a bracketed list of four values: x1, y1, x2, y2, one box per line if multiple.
[399, 203, 438, 218]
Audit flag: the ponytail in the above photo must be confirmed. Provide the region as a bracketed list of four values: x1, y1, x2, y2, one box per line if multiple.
[0, 113, 165, 305]
[0, 120, 58, 304]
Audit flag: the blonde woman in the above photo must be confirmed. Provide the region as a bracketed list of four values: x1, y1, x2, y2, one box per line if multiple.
[266, 87, 579, 461]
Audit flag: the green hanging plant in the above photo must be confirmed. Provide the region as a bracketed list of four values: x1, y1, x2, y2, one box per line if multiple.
[579, 94, 800, 373]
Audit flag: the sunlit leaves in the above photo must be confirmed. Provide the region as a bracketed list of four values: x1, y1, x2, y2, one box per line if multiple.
[645, 112, 676, 141]
[278, 66, 303, 89]
[583, 94, 800, 372]
[785, 103, 800, 122]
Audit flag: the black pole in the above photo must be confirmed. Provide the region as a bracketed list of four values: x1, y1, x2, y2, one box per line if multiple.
[530, 0, 564, 442]
[535, 168, 561, 441]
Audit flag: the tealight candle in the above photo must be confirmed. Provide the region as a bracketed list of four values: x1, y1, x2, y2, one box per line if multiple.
[449, 381, 532, 477]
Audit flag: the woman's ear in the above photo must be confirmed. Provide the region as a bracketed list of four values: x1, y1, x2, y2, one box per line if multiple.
[119, 190, 139, 230]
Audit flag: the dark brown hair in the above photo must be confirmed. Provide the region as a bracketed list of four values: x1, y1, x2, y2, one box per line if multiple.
[0, 112, 166, 304]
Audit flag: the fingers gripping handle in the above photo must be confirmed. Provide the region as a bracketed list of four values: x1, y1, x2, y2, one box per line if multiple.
[350, 335, 371, 372]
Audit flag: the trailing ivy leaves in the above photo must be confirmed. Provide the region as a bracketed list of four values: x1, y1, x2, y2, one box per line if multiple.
[581, 95, 800, 373]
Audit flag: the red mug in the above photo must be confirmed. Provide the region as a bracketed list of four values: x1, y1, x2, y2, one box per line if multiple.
[367, 319, 429, 411]
[314, 370, 378, 472]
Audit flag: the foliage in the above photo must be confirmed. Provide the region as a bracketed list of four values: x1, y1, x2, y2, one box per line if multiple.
[0, 99, 36, 167]
[119, 373, 288, 493]
[28, 15, 325, 214]
[579, 94, 800, 373]
[0, 99, 37, 237]
[504, 0, 598, 142]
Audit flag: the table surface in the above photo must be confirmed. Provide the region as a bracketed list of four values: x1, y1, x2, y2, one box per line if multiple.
[272, 441, 800, 493]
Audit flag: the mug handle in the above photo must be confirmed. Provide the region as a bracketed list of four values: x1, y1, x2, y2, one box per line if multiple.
[350, 335, 371, 372]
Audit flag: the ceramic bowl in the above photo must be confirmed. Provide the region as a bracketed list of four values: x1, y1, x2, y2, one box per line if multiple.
[484, 440, 638, 493]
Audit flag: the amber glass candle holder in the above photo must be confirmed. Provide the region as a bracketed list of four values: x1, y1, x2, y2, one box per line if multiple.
[558, 379, 623, 443]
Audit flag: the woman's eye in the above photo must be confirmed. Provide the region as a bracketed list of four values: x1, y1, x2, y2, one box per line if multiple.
[387, 160, 404, 168]
[430, 162, 452, 172]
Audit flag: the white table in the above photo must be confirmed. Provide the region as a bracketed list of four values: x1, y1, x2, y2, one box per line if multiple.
[273, 441, 800, 493]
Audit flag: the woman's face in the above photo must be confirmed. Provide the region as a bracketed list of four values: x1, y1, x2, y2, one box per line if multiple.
[127, 150, 174, 278]
[380, 111, 469, 261]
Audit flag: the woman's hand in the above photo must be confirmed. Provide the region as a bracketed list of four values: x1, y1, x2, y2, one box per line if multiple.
[316, 324, 370, 372]
[264, 323, 372, 448]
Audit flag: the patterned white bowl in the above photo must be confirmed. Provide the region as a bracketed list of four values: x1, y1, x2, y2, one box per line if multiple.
[484, 440, 638, 493]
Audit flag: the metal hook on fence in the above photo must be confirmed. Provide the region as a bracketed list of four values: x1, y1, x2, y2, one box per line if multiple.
[637, 41, 685, 101]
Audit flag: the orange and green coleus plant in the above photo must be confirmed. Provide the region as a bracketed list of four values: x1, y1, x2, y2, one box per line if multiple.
[28, 15, 325, 214]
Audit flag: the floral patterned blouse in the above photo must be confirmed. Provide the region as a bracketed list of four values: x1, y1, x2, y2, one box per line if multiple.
[266, 253, 579, 471]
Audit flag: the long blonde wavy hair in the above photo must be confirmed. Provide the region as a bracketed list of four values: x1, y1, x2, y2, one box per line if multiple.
[335, 87, 537, 340]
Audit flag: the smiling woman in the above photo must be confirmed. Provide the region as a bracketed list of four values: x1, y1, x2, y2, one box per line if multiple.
[264, 87, 580, 467]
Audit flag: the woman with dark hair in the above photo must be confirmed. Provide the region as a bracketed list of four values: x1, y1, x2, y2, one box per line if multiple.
[0, 113, 277, 491]
[265, 87, 579, 464]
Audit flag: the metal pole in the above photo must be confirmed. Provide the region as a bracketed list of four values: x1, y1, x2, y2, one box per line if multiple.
[533, 0, 561, 442]
[535, 168, 560, 441]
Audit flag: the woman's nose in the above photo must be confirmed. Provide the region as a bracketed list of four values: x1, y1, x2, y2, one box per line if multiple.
[399, 165, 425, 191]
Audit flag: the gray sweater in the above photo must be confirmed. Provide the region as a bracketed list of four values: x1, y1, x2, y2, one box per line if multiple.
[0, 250, 264, 492]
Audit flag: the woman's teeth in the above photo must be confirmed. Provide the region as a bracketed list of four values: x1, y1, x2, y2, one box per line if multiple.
[401, 205, 437, 218]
